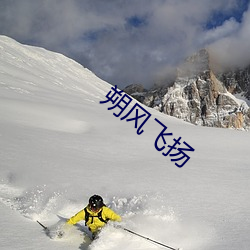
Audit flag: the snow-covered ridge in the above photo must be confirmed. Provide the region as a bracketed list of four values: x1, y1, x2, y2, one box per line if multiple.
[0, 35, 113, 134]
[0, 35, 110, 99]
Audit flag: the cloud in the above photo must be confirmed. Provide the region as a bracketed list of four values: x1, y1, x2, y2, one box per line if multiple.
[209, 3, 250, 69]
[0, 0, 249, 88]
[200, 18, 240, 45]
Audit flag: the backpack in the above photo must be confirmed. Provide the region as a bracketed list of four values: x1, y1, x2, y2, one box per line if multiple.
[84, 206, 109, 226]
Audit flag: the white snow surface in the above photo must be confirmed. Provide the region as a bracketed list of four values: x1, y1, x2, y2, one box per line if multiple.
[0, 36, 250, 250]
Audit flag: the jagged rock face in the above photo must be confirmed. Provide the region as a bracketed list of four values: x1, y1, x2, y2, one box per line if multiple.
[123, 83, 147, 103]
[123, 83, 146, 95]
[218, 66, 250, 100]
[124, 49, 250, 130]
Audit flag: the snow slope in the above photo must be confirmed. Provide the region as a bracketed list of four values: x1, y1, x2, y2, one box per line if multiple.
[0, 36, 249, 250]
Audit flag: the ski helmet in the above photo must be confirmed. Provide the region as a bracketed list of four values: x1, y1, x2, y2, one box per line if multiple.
[89, 195, 104, 210]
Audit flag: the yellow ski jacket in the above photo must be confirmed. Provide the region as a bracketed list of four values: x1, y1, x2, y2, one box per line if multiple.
[67, 206, 121, 233]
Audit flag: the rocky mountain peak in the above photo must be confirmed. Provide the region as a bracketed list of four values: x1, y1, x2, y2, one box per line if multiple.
[124, 49, 250, 130]
[177, 48, 210, 78]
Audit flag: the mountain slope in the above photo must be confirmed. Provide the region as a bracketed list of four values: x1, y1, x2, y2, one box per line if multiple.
[0, 36, 250, 250]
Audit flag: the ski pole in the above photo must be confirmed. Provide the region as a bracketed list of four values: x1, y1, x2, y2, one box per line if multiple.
[37, 220, 48, 231]
[122, 227, 180, 250]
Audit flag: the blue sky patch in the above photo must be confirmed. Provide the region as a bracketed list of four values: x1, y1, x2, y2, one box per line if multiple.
[126, 15, 148, 28]
[206, 0, 249, 29]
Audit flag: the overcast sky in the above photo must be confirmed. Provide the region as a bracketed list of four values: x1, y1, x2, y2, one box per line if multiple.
[0, 0, 249, 88]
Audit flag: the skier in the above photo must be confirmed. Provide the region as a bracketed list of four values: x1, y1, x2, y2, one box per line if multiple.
[66, 194, 122, 239]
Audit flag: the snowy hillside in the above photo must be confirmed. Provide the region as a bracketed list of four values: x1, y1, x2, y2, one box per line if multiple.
[0, 36, 250, 250]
